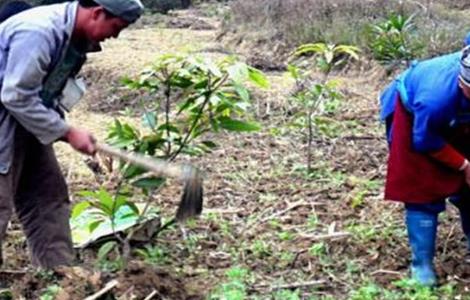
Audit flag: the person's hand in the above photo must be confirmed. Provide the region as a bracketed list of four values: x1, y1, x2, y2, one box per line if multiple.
[463, 160, 470, 187]
[63, 127, 96, 156]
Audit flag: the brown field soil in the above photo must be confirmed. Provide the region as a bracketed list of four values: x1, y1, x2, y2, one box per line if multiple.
[3, 9, 470, 300]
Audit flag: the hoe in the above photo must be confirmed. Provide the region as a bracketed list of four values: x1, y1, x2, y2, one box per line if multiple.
[96, 143, 203, 221]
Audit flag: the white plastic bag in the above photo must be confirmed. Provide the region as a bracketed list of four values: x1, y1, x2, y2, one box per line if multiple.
[59, 77, 86, 112]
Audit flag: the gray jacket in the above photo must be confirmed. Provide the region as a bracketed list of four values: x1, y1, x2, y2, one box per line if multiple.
[0, 2, 77, 174]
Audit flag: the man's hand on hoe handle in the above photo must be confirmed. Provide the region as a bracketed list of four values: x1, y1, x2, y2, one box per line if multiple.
[63, 127, 96, 156]
[461, 159, 470, 187]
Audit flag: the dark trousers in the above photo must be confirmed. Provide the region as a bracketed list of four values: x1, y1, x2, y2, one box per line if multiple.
[0, 126, 74, 268]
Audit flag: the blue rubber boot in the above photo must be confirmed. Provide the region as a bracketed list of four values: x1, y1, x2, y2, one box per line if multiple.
[406, 207, 438, 287]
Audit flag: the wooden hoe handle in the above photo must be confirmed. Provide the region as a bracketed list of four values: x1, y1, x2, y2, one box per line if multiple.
[96, 143, 187, 180]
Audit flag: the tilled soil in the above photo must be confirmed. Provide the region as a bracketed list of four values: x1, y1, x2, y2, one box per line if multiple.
[3, 9, 470, 300]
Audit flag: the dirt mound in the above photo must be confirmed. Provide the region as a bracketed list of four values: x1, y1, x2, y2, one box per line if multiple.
[116, 261, 202, 299]
[4, 264, 202, 299]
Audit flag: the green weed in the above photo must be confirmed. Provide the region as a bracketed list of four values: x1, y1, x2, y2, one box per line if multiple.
[274, 289, 301, 300]
[347, 223, 377, 243]
[96, 241, 124, 272]
[251, 239, 272, 258]
[348, 278, 458, 300]
[135, 245, 168, 265]
[209, 267, 250, 300]
[308, 242, 327, 257]
[367, 14, 424, 64]
[39, 285, 61, 300]
[278, 231, 294, 241]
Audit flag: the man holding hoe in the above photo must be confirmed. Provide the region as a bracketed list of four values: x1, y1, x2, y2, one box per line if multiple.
[381, 46, 470, 286]
[0, 0, 143, 268]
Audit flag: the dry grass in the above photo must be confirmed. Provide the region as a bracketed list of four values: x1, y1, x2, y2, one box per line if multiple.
[225, 0, 406, 44]
[222, 0, 470, 60]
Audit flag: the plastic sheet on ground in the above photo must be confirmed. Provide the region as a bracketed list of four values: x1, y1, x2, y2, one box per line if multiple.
[70, 204, 160, 248]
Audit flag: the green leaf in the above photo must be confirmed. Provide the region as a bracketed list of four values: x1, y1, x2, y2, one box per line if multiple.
[121, 76, 134, 86]
[142, 112, 157, 129]
[120, 212, 138, 220]
[132, 177, 166, 189]
[97, 241, 117, 260]
[189, 125, 208, 140]
[89, 220, 104, 233]
[146, 138, 166, 154]
[170, 77, 193, 88]
[96, 189, 115, 212]
[334, 45, 361, 60]
[227, 63, 249, 82]
[134, 248, 148, 259]
[113, 195, 129, 213]
[294, 43, 326, 56]
[194, 78, 209, 89]
[77, 190, 97, 198]
[234, 84, 250, 102]
[123, 164, 147, 179]
[71, 201, 91, 219]
[287, 64, 300, 80]
[201, 140, 217, 149]
[218, 117, 261, 132]
[234, 101, 251, 112]
[205, 59, 223, 77]
[88, 205, 110, 218]
[177, 95, 199, 114]
[181, 146, 204, 156]
[125, 202, 141, 216]
[157, 123, 181, 134]
[210, 117, 220, 132]
[248, 67, 269, 88]
[109, 139, 135, 148]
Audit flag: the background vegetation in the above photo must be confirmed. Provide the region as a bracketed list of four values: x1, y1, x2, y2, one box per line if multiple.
[222, 0, 470, 61]
[0, 0, 221, 13]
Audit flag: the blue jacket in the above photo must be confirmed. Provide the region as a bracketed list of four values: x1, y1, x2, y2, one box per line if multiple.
[380, 51, 470, 152]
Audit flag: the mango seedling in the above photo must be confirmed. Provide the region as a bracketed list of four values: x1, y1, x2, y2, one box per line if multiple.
[288, 42, 359, 173]
[72, 54, 268, 269]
